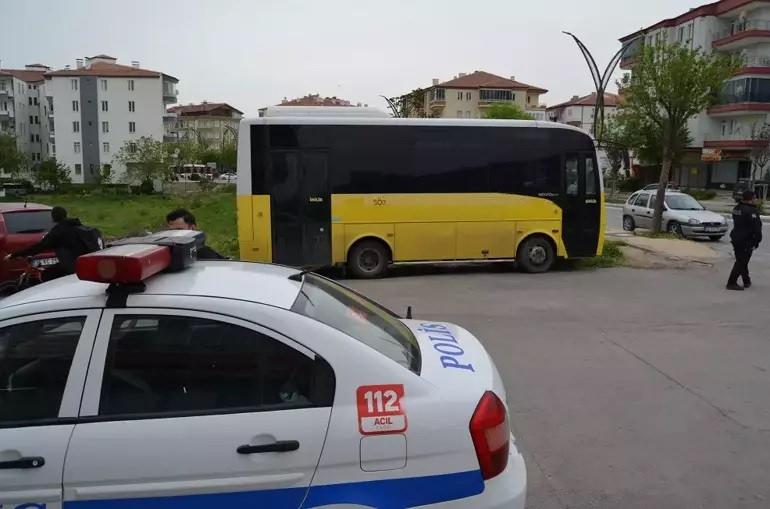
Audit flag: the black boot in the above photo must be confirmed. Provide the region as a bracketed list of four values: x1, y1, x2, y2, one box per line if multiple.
[743, 278, 752, 289]
[726, 283, 745, 291]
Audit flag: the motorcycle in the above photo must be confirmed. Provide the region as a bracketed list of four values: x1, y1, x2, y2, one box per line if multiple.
[0, 255, 58, 296]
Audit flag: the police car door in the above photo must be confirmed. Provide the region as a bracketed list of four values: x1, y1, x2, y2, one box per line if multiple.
[0, 310, 100, 509]
[63, 309, 334, 508]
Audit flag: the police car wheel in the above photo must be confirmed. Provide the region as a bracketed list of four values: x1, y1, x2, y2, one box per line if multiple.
[348, 239, 389, 279]
[517, 236, 555, 273]
[667, 221, 683, 237]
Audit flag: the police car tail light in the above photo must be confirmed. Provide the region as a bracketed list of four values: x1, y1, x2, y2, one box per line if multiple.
[76, 244, 172, 284]
[470, 391, 510, 480]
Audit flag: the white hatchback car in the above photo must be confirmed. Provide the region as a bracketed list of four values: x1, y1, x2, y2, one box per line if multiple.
[622, 190, 729, 240]
[0, 232, 525, 509]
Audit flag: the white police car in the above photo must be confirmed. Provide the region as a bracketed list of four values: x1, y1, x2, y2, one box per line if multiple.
[0, 231, 526, 509]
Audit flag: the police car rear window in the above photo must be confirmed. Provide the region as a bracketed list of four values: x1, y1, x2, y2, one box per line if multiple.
[2, 210, 53, 234]
[292, 274, 421, 374]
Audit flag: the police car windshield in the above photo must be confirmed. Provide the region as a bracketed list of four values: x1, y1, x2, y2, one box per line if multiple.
[292, 274, 421, 374]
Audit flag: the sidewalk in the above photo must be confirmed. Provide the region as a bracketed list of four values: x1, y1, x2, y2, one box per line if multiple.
[607, 230, 721, 269]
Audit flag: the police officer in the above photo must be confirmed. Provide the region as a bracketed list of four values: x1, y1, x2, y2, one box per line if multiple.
[727, 190, 763, 291]
[165, 208, 226, 260]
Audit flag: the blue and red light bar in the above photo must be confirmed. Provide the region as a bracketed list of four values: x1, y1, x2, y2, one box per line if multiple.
[76, 244, 172, 284]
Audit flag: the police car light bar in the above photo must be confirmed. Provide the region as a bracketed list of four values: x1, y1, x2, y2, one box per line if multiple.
[76, 244, 172, 284]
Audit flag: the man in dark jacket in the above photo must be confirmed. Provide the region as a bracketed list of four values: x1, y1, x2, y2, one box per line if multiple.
[727, 190, 764, 291]
[165, 208, 226, 260]
[4, 206, 87, 282]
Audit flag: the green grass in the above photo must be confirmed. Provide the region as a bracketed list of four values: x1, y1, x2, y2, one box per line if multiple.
[574, 240, 625, 269]
[6, 189, 238, 257]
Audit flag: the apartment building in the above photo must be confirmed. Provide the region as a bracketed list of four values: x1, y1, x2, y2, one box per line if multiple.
[0, 64, 51, 171]
[547, 92, 620, 134]
[165, 102, 243, 146]
[411, 71, 547, 119]
[45, 55, 179, 183]
[620, 0, 770, 188]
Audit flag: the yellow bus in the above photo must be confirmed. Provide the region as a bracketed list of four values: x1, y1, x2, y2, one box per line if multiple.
[236, 111, 605, 277]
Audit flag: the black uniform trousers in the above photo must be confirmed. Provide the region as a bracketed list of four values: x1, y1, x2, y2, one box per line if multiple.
[728, 242, 754, 286]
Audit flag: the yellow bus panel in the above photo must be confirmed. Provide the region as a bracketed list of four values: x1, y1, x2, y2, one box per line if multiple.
[395, 222, 457, 261]
[337, 223, 396, 264]
[456, 222, 516, 260]
[238, 195, 272, 262]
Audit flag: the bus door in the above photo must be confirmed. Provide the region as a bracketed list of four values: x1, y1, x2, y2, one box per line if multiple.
[269, 150, 331, 267]
[561, 153, 601, 257]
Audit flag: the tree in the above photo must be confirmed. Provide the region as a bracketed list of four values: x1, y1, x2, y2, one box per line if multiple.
[113, 136, 173, 188]
[750, 123, 770, 186]
[389, 88, 426, 118]
[618, 42, 738, 232]
[34, 159, 71, 192]
[0, 134, 26, 177]
[599, 120, 629, 196]
[483, 103, 534, 120]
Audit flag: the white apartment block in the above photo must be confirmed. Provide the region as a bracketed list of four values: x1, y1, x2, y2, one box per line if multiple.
[46, 55, 178, 183]
[620, 0, 770, 188]
[546, 92, 620, 135]
[0, 64, 52, 173]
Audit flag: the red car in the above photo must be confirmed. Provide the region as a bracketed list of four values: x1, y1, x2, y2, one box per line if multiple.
[0, 202, 57, 286]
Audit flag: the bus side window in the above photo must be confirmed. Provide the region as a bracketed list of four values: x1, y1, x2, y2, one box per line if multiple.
[565, 156, 579, 196]
[585, 156, 598, 196]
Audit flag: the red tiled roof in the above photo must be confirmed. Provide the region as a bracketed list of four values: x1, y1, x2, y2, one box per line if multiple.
[168, 102, 243, 115]
[0, 68, 46, 82]
[279, 94, 353, 106]
[619, 0, 770, 42]
[547, 92, 620, 110]
[435, 71, 548, 93]
[89, 54, 117, 60]
[45, 61, 166, 79]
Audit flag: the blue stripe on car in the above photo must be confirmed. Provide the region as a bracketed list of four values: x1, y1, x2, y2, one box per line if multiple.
[63, 469, 484, 509]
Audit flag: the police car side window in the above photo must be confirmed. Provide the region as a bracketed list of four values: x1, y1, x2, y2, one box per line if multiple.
[98, 315, 334, 417]
[0, 317, 85, 424]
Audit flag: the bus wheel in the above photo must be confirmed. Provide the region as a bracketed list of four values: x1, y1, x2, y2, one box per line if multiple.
[348, 240, 390, 279]
[517, 236, 555, 273]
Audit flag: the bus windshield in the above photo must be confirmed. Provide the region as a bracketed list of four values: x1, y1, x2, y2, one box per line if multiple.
[291, 274, 421, 373]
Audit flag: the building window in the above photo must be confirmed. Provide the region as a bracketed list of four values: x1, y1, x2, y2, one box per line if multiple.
[100, 79, 108, 91]
[465, 111, 471, 118]
[71, 79, 78, 91]
[73, 121, 80, 133]
[129, 121, 136, 133]
[102, 121, 109, 133]
[457, 110, 463, 118]
[34, 116, 39, 125]
[128, 79, 135, 91]
[35, 134, 40, 142]
[75, 163, 82, 175]
[29, 115, 34, 124]
[128, 100, 135, 112]
[74, 141, 81, 153]
[479, 89, 514, 102]
[30, 134, 35, 143]
[101, 100, 108, 112]
[72, 100, 79, 112]
[466, 92, 471, 100]
[28, 97, 33, 106]
[103, 142, 110, 153]
[128, 142, 137, 153]
[33, 97, 38, 106]
[430, 88, 446, 101]
[457, 91, 463, 100]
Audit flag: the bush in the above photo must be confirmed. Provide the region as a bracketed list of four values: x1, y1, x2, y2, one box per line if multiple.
[618, 177, 642, 192]
[139, 180, 155, 194]
[687, 189, 717, 201]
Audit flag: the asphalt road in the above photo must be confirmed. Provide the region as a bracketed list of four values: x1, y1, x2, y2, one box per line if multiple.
[346, 214, 770, 509]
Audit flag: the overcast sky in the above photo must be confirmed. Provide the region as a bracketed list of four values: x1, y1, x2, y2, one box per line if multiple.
[5, 0, 697, 116]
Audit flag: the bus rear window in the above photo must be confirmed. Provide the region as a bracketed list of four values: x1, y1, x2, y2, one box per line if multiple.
[2, 211, 53, 234]
[291, 274, 421, 374]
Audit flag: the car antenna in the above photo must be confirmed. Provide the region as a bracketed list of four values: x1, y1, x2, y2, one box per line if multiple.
[406, 306, 412, 319]
[288, 268, 315, 282]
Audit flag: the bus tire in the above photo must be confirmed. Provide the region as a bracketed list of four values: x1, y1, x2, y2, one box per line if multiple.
[348, 239, 390, 279]
[517, 236, 555, 273]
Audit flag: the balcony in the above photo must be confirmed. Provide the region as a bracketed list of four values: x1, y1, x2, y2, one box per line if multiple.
[0, 109, 10, 118]
[163, 87, 179, 103]
[708, 102, 770, 116]
[704, 132, 767, 150]
[427, 88, 446, 111]
[713, 20, 770, 50]
[619, 38, 644, 70]
[735, 55, 770, 76]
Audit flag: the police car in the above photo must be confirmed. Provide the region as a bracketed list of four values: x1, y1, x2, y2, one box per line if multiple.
[0, 231, 526, 509]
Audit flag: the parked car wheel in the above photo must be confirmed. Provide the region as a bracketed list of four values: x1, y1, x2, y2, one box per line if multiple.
[667, 221, 683, 237]
[709, 235, 724, 242]
[622, 215, 635, 231]
[517, 236, 555, 273]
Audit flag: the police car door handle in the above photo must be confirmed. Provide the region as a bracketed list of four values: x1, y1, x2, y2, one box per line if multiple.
[0, 456, 45, 469]
[237, 440, 300, 454]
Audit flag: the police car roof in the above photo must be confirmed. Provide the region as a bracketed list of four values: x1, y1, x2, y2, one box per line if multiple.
[0, 261, 303, 310]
